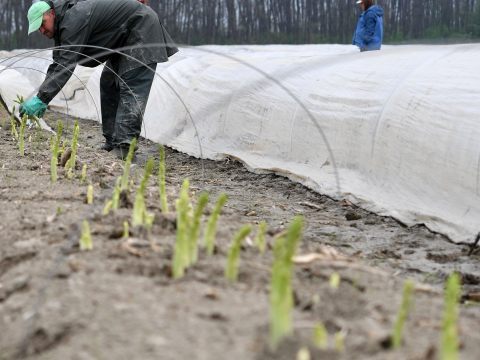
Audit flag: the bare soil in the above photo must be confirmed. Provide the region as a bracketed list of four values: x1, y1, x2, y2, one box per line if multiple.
[0, 108, 479, 360]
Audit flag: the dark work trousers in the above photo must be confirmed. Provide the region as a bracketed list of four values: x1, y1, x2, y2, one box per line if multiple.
[100, 62, 157, 148]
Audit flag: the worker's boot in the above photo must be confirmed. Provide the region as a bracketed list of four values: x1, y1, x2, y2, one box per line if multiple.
[99, 142, 114, 152]
[112, 144, 135, 161]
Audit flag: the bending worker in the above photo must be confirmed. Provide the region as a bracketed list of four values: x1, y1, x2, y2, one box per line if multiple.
[21, 0, 178, 159]
[352, 0, 384, 52]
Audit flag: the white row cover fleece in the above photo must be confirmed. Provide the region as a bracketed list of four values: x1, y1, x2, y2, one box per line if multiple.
[1, 44, 479, 243]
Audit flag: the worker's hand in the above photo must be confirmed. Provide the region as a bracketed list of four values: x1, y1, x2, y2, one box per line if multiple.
[19, 96, 47, 118]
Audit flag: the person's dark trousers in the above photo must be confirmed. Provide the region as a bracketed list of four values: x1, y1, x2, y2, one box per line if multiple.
[100, 62, 157, 149]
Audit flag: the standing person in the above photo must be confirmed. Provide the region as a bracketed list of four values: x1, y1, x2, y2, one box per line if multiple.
[21, 0, 178, 159]
[352, 0, 384, 52]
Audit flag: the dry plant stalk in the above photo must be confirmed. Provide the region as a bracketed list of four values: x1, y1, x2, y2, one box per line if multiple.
[225, 225, 252, 282]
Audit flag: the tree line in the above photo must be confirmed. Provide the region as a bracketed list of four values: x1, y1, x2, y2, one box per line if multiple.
[1, 0, 480, 50]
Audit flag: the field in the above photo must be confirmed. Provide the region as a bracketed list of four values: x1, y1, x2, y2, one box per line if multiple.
[0, 106, 479, 360]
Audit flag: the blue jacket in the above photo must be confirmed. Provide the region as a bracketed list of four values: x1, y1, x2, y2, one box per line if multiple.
[352, 5, 384, 51]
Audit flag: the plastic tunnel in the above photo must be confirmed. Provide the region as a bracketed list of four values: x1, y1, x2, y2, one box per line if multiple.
[0, 44, 479, 243]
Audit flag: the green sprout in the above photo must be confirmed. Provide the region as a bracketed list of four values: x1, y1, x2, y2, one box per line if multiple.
[14, 95, 24, 106]
[329, 273, 341, 290]
[334, 331, 345, 353]
[204, 193, 228, 256]
[145, 212, 155, 230]
[173, 179, 192, 279]
[79, 220, 93, 251]
[65, 120, 80, 179]
[86, 184, 94, 205]
[225, 225, 252, 282]
[131, 157, 155, 227]
[158, 144, 169, 213]
[254, 220, 268, 254]
[392, 280, 415, 349]
[18, 115, 27, 156]
[313, 322, 328, 350]
[10, 116, 18, 140]
[441, 273, 461, 360]
[123, 221, 129, 239]
[296, 347, 311, 360]
[50, 121, 63, 183]
[111, 177, 122, 211]
[80, 164, 87, 184]
[120, 138, 137, 191]
[188, 192, 209, 264]
[102, 200, 113, 216]
[269, 216, 304, 349]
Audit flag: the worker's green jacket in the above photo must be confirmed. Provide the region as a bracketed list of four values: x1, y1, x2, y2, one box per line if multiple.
[37, 0, 178, 104]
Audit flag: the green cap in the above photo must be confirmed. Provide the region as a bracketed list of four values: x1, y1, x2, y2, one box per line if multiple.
[27, 1, 51, 35]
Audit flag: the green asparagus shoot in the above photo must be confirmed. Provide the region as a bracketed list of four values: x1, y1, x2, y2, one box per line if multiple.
[392, 280, 415, 349]
[120, 138, 137, 191]
[18, 115, 27, 156]
[296, 347, 311, 360]
[86, 184, 94, 205]
[334, 331, 345, 353]
[173, 179, 191, 279]
[123, 221, 129, 239]
[254, 220, 268, 254]
[269, 216, 304, 349]
[132, 157, 155, 227]
[50, 121, 63, 183]
[66, 120, 80, 179]
[158, 144, 169, 213]
[188, 192, 209, 264]
[80, 220, 93, 251]
[102, 200, 113, 216]
[14, 95, 24, 105]
[204, 193, 228, 256]
[225, 225, 252, 282]
[313, 323, 328, 350]
[329, 273, 341, 290]
[145, 213, 155, 230]
[10, 116, 18, 140]
[441, 273, 461, 360]
[111, 177, 122, 210]
[80, 164, 87, 184]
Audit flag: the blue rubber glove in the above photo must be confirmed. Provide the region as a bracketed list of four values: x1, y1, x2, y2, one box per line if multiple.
[19, 96, 47, 118]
